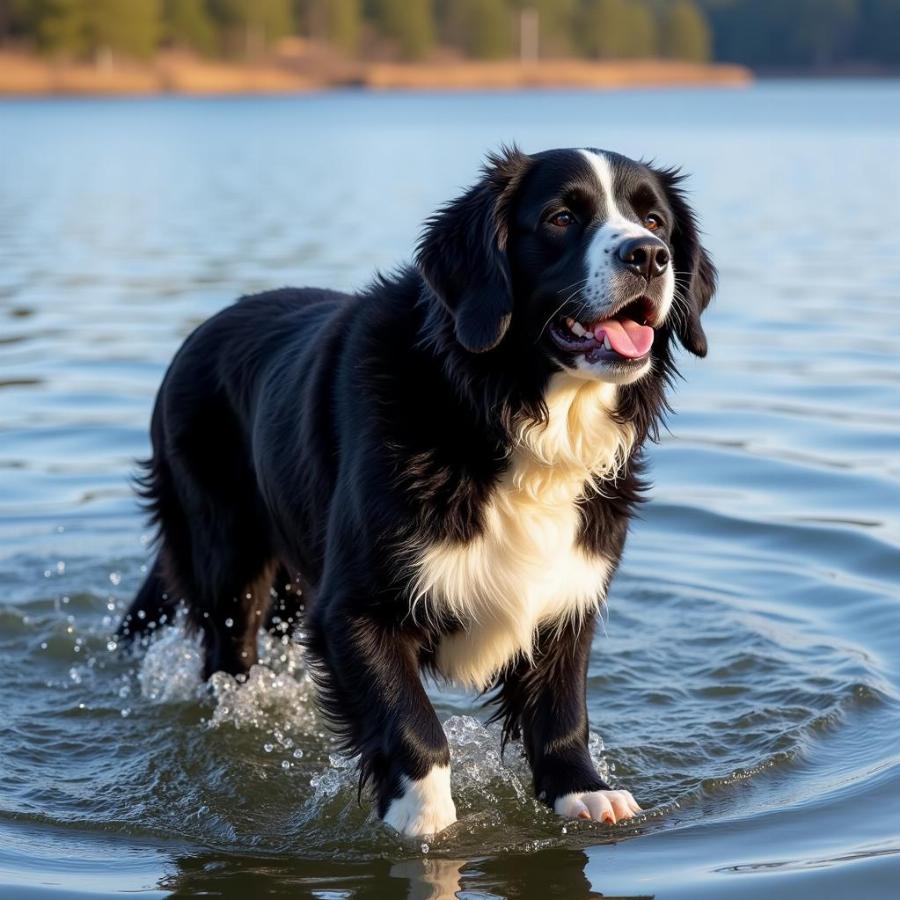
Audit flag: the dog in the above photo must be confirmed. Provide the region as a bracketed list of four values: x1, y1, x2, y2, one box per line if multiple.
[118, 146, 715, 837]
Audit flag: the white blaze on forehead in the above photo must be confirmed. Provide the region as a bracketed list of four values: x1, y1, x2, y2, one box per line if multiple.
[580, 149, 629, 223]
[577, 149, 674, 331]
[579, 148, 650, 237]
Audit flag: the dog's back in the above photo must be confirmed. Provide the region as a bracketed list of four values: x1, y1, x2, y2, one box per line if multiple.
[118, 287, 349, 672]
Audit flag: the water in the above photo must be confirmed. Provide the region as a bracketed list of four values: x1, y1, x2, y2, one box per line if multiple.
[1, 82, 899, 898]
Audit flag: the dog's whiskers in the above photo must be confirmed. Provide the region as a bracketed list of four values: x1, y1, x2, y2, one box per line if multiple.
[535, 278, 589, 343]
[670, 283, 691, 332]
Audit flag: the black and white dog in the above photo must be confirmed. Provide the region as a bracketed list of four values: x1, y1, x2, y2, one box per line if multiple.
[119, 146, 715, 837]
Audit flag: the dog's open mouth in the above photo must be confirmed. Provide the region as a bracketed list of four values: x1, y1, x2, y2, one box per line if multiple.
[549, 297, 655, 364]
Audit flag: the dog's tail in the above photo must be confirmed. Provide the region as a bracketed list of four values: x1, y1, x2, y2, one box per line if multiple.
[117, 451, 180, 644]
[116, 553, 178, 644]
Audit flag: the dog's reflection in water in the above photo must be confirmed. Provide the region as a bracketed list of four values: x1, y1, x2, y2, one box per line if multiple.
[160, 846, 650, 898]
[390, 848, 617, 900]
[390, 858, 467, 900]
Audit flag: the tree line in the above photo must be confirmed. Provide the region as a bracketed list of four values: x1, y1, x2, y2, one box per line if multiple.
[703, 0, 900, 68]
[1, 0, 898, 67]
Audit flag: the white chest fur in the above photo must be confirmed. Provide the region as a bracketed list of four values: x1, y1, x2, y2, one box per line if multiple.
[411, 375, 634, 689]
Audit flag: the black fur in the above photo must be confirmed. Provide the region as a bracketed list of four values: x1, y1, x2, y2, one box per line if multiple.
[119, 146, 714, 824]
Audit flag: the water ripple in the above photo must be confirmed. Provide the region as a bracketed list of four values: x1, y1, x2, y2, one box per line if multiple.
[2, 84, 900, 896]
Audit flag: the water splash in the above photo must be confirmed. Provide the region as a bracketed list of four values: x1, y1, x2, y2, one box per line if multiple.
[134, 622, 618, 845]
[137, 621, 204, 703]
[208, 656, 317, 736]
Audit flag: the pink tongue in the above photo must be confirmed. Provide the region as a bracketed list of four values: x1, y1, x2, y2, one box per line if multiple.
[593, 318, 654, 358]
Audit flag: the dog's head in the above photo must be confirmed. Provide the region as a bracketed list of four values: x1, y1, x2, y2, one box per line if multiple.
[417, 146, 716, 385]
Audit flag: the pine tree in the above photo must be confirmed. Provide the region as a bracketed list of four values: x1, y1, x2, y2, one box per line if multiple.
[580, 0, 657, 59]
[580, 0, 628, 59]
[87, 0, 162, 60]
[323, 0, 362, 54]
[623, 0, 658, 58]
[662, 0, 711, 62]
[300, 0, 360, 53]
[450, 0, 513, 59]
[531, 0, 576, 55]
[165, 0, 215, 54]
[856, 0, 900, 64]
[36, 0, 89, 56]
[372, 0, 434, 60]
[212, 0, 294, 54]
[0, 0, 21, 42]
[793, 0, 856, 67]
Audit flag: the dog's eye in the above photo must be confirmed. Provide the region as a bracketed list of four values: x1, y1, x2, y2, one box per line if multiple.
[644, 214, 663, 231]
[548, 211, 575, 228]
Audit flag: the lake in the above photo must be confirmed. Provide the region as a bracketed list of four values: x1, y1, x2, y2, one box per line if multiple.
[1, 82, 899, 899]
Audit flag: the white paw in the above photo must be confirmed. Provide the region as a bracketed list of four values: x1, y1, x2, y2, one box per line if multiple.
[554, 789, 642, 824]
[383, 765, 457, 837]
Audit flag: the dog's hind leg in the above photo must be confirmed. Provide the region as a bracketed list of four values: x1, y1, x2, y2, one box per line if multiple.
[121, 541, 274, 680]
[161, 515, 277, 680]
[196, 561, 278, 679]
[129, 397, 278, 679]
[159, 456, 278, 680]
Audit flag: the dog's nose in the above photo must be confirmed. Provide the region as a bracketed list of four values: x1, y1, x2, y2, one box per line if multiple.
[617, 237, 670, 279]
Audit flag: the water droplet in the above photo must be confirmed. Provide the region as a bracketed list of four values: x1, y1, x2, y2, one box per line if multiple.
[56, 561, 65, 574]
[109, 572, 122, 586]
[293, 748, 304, 760]
[281, 760, 291, 770]
[264, 743, 274, 753]
[106, 640, 117, 652]
[420, 843, 429, 854]
[224, 618, 234, 628]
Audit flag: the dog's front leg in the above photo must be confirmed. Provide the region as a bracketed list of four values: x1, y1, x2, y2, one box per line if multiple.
[307, 606, 456, 838]
[492, 614, 641, 824]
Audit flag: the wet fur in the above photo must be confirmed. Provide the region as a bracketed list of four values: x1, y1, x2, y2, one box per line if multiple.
[118, 146, 715, 829]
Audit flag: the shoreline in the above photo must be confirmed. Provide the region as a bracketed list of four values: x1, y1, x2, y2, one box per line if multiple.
[0, 51, 752, 97]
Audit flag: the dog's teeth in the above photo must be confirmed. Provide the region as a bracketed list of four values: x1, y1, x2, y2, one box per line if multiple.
[603, 335, 612, 351]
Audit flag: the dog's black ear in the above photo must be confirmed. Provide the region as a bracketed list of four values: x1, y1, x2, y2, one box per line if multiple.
[416, 146, 532, 353]
[655, 168, 717, 357]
